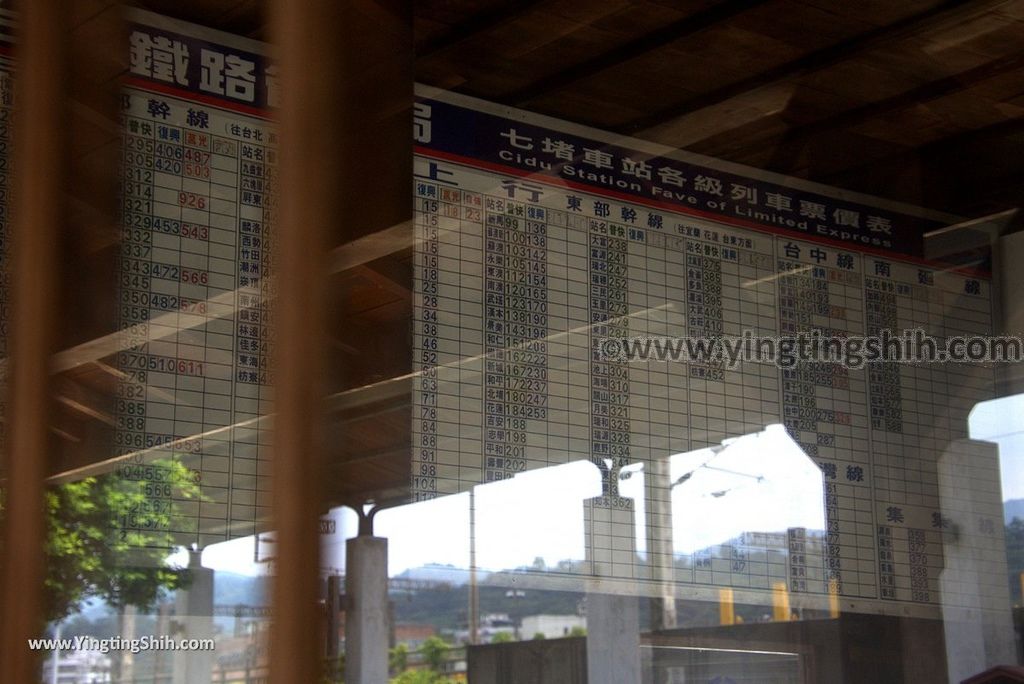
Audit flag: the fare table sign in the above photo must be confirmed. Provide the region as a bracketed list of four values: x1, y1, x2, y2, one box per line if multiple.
[411, 86, 1009, 617]
[116, 11, 276, 548]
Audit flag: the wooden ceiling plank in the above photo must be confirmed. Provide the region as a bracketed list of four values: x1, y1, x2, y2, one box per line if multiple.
[56, 393, 115, 427]
[417, 0, 549, 58]
[623, 0, 1009, 136]
[824, 111, 1024, 195]
[730, 50, 1024, 162]
[501, 0, 774, 106]
[332, 445, 409, 467]
[352, 258, 411, 301]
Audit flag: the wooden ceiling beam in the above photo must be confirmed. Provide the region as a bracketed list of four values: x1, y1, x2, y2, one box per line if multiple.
[417, 0, 548, 58]
[716, 50, 1024, 162]
[500, 0, 773, 106]
[831, 111, 1024, 180]
[621, 0, 1007, 136]
[331, 445, 408, 468]
[821, 112, 1024, 212]
[55, 376, 116, 427]
[326, 485, 409, 511]
[352, 257, 411, 301]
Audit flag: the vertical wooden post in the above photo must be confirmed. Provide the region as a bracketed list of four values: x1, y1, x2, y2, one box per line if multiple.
[269, 0, 411, 679]
[268, 1, 338, 682]
[0, 0, 66, 680]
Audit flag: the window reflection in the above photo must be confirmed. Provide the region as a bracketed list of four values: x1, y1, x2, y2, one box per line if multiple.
[669, 425, 825, 564]
[364, 425, 826, 645]
[5, 0, 1023, 680]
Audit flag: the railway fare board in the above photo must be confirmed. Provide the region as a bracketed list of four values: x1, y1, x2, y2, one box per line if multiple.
[411, 88, 1009, 616]
[116, 10, 275, 548]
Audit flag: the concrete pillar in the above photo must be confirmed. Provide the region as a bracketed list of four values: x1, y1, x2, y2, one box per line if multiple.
[326, 575, 344, 663]
[172, 550, 214, 684]
[153, 603, 172, 680]
[583, 492, 641, 684]
[938, 440, 1016, 682]
[586, 592, 641, 684]
[345, 536, 389, 684]
[645, 457, 677, 631]
[115, 605, 137, 683]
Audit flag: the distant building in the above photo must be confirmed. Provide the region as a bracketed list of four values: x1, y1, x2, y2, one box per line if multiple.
[40, 649, 111, 683]
[453, 613, 517, 644]
[394, 623, 436, 649]
[520, 614, 586, 640]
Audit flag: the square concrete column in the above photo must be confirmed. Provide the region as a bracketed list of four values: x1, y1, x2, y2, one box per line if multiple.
[345, 536, 389, 684]
[938, 440, 1016, 682]
[584, 493, 641, 684]
[172, 550, 214, 684]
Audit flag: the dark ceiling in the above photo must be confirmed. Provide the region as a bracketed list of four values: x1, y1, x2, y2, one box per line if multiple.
[131, 0, 1024, 220]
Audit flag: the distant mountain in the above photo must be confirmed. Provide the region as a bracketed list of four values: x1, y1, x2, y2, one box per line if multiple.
[1005, 499, 1024, 524]
[390, 570, 583, 631]
[395, 564, 487, 586]
[214, 572, 269, 607]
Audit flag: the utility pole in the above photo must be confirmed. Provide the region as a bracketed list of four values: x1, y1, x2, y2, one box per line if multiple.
[469, 487, 480, 645]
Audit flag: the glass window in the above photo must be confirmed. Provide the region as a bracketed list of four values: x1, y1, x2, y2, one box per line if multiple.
[2, 2, 1022, 683]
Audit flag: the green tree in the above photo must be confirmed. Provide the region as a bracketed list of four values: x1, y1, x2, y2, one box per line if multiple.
[491, 631, 514, 643]
[389, 643, 409, 674]
[419, 635, 450, 673]
[390, 669, 453, 684]
[31, 459, 203, 622]
[568, 626, 587, 637]
[532, 632, 546, 640]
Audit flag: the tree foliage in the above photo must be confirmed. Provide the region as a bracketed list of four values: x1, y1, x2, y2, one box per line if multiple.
[389, 643, 409, 674]
[22, 459, 203, 622]
[390, 669, 455, 684]
[419, 635, 450, 673]
[388, 637, 458, 684]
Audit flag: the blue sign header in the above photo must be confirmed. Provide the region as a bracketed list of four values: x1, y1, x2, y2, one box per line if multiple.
[415, 97, 947, 256]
